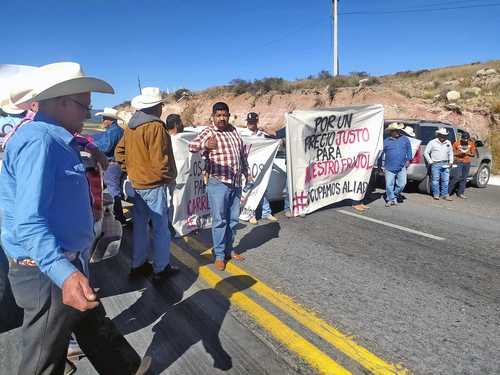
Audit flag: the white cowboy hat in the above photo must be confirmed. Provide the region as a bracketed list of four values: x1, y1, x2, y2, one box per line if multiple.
[1, 102, 26, 115]
[402, 126, 416, 137]
[436, 128, 449, 136]
[131, 87, 167, 110]
[9, 62, 114, 106]
[386, 122, 404, 131]
[95, 107, 120, 120]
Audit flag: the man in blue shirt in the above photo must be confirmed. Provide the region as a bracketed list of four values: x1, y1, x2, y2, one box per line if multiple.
[380, 123, 413, 207]
[0, 62, 142, 375]
[93, 107, 127, 224]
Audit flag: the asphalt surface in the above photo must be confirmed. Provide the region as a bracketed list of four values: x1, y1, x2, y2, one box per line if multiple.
[194, 185, 499, 375]
[1, 185, 499, 374]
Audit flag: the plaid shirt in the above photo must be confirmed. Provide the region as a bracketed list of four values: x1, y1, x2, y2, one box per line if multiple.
[189, 124, 249, 187]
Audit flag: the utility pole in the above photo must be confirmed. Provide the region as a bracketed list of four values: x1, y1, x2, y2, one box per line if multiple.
[332, 0, 339, 76]
[137, 75, 142, 94]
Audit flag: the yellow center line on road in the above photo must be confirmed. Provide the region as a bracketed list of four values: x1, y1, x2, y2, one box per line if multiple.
[170, 242, 351, 375]
[182, 236, 409, 375]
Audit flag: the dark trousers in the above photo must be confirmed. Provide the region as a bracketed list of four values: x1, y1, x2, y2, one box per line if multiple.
[0, 248, 22, 332]
[8, 261, 141, 375]
[449, 162, 471, 196]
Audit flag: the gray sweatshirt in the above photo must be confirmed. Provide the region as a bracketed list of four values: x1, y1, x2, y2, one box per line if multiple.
[424, 138, 454, 164]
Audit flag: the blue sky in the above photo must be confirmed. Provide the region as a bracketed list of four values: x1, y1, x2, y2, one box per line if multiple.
[3, 0, 500, 108]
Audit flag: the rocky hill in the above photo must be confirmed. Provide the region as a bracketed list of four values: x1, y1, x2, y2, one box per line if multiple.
[117, 60, 500, 171]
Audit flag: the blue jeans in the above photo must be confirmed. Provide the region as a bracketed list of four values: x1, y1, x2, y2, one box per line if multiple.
[103, 162, 122, 198]
[431, 162, 450, 197]
[206, 178, 241, 261]
[385, 167, 407, 203]
[257, 194, 272, 218]
[131, 185, 171, 273]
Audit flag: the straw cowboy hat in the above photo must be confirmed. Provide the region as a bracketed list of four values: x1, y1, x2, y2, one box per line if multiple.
[402, 126, 416, 137]
[95, 107, 120, 120]
[386, 122, 404, 131]
[9, 62, 114, 106]
[131, 87, 167, 110]
[436, 128, 449, 136]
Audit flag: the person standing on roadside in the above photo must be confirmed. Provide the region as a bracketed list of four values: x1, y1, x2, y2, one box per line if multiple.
[189, 102, 250, 271]
[165, 113, 184, 136]
[449, 131, 476, 199]
[93, 107, 128, 224]
[424, 128, 454, 201]
[115, 87, 179, 282]
[0, 62, 144, 375]
[244, 112, 278, 224]
[380, 123, 413, 207]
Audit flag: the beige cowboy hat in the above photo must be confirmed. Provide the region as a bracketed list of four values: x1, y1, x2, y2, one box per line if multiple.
[402, 126, 416, 137]
[95, 107, 120, 120]
[10, 62, 114, 106]
[436, 127, 449, 136]
[131, 87, 167, 110]
[386, 122, 404, 131]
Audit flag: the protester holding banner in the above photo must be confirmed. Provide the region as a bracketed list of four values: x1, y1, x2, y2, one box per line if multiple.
[244, 112, 278, 224]
[115, 87, 179, 282]
[380, 122, 413, 207]
[188, 102, 250, 271]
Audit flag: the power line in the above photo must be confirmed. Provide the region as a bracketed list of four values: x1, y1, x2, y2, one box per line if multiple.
[340, 2, 500, 16]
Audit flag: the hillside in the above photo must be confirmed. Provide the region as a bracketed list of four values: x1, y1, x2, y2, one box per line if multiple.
[116, 60, 500, 171]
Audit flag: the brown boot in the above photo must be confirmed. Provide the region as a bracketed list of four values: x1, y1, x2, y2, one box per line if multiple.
[214, 259, 225, 271]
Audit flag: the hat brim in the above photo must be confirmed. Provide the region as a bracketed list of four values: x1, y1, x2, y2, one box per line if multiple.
[436, 131, 449, 136]
[1, 102, 25, 115]
[95, 112, 119, 120]
[131, 96, 168, 110]
[11, 76, 114, 106]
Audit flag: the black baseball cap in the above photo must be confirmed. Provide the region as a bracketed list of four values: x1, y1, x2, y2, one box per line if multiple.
[461, 132, 470, 140]
[247, 112, 259, 122]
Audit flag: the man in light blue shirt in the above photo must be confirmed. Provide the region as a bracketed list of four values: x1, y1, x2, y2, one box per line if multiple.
[0, 62, 143, 375]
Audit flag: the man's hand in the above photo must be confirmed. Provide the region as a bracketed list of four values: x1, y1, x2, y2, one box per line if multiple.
[88, 147, 109, 170]
[206, 135, 217, 151]
[62, 271, 99, 312]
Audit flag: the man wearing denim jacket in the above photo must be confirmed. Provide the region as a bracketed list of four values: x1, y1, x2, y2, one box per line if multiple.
[380, 123, 413, 207]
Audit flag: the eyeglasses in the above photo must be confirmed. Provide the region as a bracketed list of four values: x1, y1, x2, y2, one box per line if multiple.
[68, 97, 92, 113]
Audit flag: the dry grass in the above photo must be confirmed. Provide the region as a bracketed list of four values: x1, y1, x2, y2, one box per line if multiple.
[492, 101, 500, 114]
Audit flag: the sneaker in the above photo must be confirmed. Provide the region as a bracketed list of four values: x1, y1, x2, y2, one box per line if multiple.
[129, 262, 153, 278]
[152, 264, 180, 283]
[285, 211, 293, 218]
[385, 202, 392, 207]
[249, 217, 258, 225]
[263, 214, 278, 222]
[390, 201, 397, 207]
[396, 195, 404, 203]
[299, 213, 306, 218]
[433, 196, 440, 200]
[457, 194, 467, 199]
[442, 196, 453, 201]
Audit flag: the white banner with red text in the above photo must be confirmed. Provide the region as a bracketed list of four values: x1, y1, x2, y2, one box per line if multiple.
[285, 105, 384, 216]
[171, 131, 281, 236]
